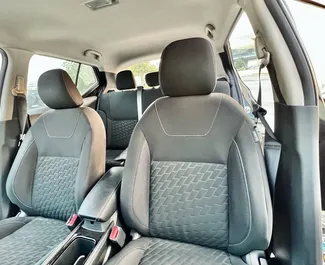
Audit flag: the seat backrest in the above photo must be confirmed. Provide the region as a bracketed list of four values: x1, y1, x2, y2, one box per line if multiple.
[6, 69, 106, 221]
[121, 38, 272, 256]
[214, 76, 231, 95]
[143, 72, 163, 111]
[143, 73, 230, 113]
[98, 70, 138, 150]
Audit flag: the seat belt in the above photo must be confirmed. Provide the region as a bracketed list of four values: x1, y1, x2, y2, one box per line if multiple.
[137, 86, 143, 120]
[12, 76, 28, 147]
[253, 34, 281, 200]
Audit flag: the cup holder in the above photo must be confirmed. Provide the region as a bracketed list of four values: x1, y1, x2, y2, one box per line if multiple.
[53, 236, 96, 265]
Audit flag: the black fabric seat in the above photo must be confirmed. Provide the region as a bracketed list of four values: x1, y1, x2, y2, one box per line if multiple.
[99, 71, 233, 170]
[105, 38, 272, 265]
[215, 76, 231, 95]
[143, 72, 163, 111]
[0, 69, 106, 265]
[99, 71, 165, 168]
[98, 70, 138, 168]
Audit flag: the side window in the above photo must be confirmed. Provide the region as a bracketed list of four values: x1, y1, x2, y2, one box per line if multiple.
[228, 12, 274, 130]
[128, 60, 160, 87]
[77, 64, 98, 94]
[27, 55, 98, 111]
[284, 0, 325, 97]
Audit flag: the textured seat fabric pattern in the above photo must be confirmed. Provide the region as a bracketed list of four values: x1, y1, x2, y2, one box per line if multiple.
[121, 94, 272, 255]
[106, 238, 246, 265]
[6, 107, 106, 220]
[98, 91, 138, 150]
[111, 119, 138, 148]
[32, 156, 79, 220]
[150, 161, 228, 248]
[0, 217, 70, 265]
[1, 69, 106, 265]
[106, 38, 272, 265]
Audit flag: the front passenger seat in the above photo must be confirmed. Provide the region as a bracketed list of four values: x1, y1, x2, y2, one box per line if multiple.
[0, 69, 106, 265]
[105, 38, 272, 265]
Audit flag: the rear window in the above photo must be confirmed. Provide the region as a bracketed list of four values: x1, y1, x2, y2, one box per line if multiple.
[27, 55, 98, 111]
[128, 60, 160, 87]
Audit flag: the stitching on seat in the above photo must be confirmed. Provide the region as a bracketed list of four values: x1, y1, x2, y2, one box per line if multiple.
[154, 94, 223, 137]
[42, 111, 82, 138]
[114, 247, 146, 265]
[228, 139, 252, 247]
[12, 139, 35, 209]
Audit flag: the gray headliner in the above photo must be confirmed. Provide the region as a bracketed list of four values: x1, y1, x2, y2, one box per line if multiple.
[0, 0, 240, 71]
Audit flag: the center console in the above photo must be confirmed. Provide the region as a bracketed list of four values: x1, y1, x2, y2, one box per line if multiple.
[41, 167, 125, 265]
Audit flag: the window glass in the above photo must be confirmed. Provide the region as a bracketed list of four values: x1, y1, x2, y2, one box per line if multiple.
[128, 60, 160, 88]
[228, 12, 274, 130]
[284, 0, 325, 96]
[77, 64, 98, 94]
[27, 55, 98, 111]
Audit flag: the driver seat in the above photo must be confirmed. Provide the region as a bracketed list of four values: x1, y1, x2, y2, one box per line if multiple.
[105, 38, 272, 265]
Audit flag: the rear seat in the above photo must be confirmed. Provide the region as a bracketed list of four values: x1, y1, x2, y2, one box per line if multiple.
[214, 76, 231, 95]
[98, 70, 139, 168]
[98, 71, 231, 169]
[142, 71, 163, 111]
[98, 70, 164, 169]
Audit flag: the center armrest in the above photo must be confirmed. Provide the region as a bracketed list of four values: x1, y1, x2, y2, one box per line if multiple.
[78, 167, 123, 222]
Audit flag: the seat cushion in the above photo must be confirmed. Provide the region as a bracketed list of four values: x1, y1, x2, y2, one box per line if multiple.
[106, 238, 247, 265]
[106, 149, 125, 169]
[0, 217, 70, 265]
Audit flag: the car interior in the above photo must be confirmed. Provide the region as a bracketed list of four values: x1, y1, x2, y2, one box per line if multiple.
[0, 0, 322, 265]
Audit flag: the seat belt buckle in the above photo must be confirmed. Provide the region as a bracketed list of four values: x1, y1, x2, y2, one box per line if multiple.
[109, 225, 126, 248]
[66, 214, 82, 231]
[252, 103, 267, 119]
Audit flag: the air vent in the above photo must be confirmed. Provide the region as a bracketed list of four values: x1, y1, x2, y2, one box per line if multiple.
[84, 0, 119, 11]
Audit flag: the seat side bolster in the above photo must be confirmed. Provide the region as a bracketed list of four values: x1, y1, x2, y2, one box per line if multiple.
[121, 126, 150, 236]
[6, 132, 38, 215]
[105, 238, 151, 265]
[0, 217, 34, 240]
[75, 107, 106, 209]
[228, 121, 272, 255]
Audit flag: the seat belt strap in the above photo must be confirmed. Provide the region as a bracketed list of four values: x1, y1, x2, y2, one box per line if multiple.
[12, 76, 27, 147]
[137, 86, 143, 120]
[253, 44, 281, 199]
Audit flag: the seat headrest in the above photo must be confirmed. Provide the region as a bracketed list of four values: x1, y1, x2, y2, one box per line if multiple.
[38, 69, 83, 109]
[145, 72, 159, 87]
[116, 70, 136, 90]
[159, 38, 216, 97]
